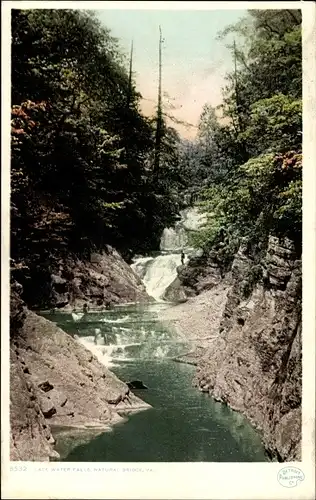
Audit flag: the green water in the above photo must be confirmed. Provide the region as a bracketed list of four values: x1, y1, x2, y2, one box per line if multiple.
[41, 304, 269, 462]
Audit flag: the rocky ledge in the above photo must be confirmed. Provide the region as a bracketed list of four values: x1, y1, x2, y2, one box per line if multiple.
[14, 245, 151, 311]
[10, 283, 150, 462]
[162, 236, 302, 462]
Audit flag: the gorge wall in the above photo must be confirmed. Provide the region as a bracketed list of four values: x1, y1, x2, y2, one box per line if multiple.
[10, 249, 151, 461]
[166, 235, 302, 461]
[13, 245, 150, 311]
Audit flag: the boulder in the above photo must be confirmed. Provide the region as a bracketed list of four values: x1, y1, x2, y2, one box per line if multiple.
[162, 278, 188, 303]
[163, 254, 222, 302]
[126, 380, 148, 390]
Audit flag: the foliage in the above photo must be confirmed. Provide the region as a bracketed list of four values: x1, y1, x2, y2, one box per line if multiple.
[11, 7, 303, 296]
[189, 9, 302, 264]
[11, 8, 181, 278]
[240, 94, 302, 155]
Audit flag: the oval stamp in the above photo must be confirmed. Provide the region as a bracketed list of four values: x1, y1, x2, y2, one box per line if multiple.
[277, 467, 305, 488]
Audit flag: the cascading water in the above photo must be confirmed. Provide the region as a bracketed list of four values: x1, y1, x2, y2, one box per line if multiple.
[41, 208, 207, 379]
[159, 227, 187, 252]
[43, 306, 189, 371]
[131, 207, 206, 301]
[44, 205, 268, 462]
[131, 254, 182, 301]
[44, 209, 268, 463]
[44, 304, 268, 462]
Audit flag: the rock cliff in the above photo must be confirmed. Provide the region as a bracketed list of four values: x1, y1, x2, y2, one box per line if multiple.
[14, 246, 150, 311]
[9, 248, 151, 461]
[163, 236, 302, 461]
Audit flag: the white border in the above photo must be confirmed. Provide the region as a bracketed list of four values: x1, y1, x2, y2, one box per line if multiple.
[2, 2, 315, 499]
[2, 1, 310, 10]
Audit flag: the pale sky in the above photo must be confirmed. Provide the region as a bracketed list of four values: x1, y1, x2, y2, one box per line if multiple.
[97, 9, 246, 139]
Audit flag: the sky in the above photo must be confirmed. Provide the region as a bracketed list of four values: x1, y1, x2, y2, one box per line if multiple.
[97, 9, 246, 139]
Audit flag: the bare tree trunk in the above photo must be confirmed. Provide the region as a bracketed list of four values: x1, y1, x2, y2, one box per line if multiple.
[127, 40, 134, 108]
[153, 26, 163, 180]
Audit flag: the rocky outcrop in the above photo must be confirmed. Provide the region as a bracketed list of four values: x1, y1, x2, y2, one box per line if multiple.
[18, 245, 150, 310]
[163, 254, 222, 302]
[10, 347, 60, 461]
[10, 288, 150, 461]
[163, 235, 302, 462]
[192, 236, 302, 461]
[62, 247, 150, 310]
[162, 276, 187, 303]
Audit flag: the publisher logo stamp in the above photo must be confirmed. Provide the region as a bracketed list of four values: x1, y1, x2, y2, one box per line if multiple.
[277, 467, 305, 488]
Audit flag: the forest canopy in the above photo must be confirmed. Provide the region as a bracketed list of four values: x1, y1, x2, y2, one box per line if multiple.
[10, 8, 302, 282]
[186, 9, 302, 264]
[11, 9, 182, 278]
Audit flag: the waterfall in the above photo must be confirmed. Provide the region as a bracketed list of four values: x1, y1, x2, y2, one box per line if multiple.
[160, 227, 187, 252]
[131, 207, 206, 301]
[72, 309, 188, 368]
[134, 254, 184, 301]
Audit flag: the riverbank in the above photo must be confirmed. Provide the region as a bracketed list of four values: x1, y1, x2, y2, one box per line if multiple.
[159, 239, 302, 462]
[160, 281, 230, 365]
[10, 306, 151, 461]
[9, 246, 152, 462]
[47, 304, 268, 463]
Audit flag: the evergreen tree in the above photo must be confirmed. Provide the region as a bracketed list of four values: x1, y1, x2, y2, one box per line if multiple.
[189, 9, 302, 263]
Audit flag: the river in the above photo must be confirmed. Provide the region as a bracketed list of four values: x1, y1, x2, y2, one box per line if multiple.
[41, 208, 269, 462]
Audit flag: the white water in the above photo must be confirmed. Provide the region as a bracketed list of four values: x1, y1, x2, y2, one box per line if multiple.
[136, 254, 185, 301]
[131, 207, 206, 301]
[160, 227, 187, 252]
[71, 208, 206, 366]
[100, 315, 131, 324]
[78, 336, 117, 368]
[74, 314, 188, 369]
[160, 207, 206, 252]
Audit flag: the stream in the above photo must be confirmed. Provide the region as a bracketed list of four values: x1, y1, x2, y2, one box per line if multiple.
[43, 304, 268, 462]
[42, 208, 269, 462]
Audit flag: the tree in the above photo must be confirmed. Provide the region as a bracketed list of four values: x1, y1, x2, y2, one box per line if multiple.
[153, 25, 164, 181]
[11, 8, 182, 288]
[190, 9, 302, 265]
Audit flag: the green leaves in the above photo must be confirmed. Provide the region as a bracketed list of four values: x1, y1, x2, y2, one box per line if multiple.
[241, 94, 302, 153]
[276, 179, 302, 224]
[11, 8, 183, 267]
[189, 9, 302, 264]
[192, 148, 302, 260]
